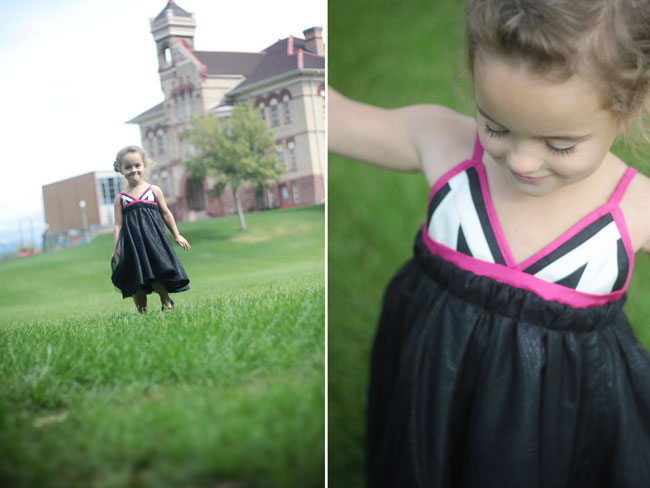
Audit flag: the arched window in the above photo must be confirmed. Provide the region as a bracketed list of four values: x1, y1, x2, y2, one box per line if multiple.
[157, 129, 166, 154]
[163, 47, 172, 65]
[148, 133, 156, 156]
[160, 170, 170, 195]
[270, 98, 280, 127]
[283, 95, 291, 124]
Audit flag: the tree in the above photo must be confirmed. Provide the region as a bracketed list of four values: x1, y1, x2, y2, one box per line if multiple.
[185, 103, 283, 230]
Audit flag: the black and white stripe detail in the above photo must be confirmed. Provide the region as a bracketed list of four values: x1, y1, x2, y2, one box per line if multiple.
[427, 167, 506, 265]
[120, 194, 135, 206]
[120, 188, 156, 207]
[140, 188, 156, 202]
[426, 169, 629, 294]
[521, 213, 628, 294]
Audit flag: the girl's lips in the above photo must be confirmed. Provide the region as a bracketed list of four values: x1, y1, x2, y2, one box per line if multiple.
[510, 170, 550, 184]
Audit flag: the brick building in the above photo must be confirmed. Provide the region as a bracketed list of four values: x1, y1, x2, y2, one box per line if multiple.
[127, 0, 325, 222]
[42, 171, 123, 249]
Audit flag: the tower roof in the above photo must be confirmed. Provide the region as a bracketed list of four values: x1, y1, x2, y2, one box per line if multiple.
[154, 0, 192, 21]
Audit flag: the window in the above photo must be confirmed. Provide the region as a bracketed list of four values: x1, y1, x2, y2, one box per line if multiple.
[174, 95, 182, 121]
[163, 47, 172, 65]
[287, 141, 297, 171]
[148, 133, 156, 156]
[276, 147, 285, 167]
[259, 103, 266, 122]
[291, 182, 300, 203]
[157, 130, 166, 154]
[100, 176, 122, 204]
[182, 90, 191, 120]
[283, 95, 291, 124]
[270, 99, 280, 127]
[267, 188, 276, 208]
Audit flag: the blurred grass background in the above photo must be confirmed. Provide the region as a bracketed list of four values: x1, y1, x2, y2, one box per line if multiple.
[328, 1, 650, 486]
[0, 205, 324, 488]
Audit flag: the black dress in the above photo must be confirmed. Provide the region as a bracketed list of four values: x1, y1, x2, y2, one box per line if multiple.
[367, 140, 650, 487]
[111, 185, 189, 298]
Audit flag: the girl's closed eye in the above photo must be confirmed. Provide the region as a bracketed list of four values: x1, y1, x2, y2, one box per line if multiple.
[545, 141, 576, 157]
[483, 121, 509, 138]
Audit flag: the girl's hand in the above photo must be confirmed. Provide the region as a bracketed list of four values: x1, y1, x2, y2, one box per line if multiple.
[175, 235, 191, 250]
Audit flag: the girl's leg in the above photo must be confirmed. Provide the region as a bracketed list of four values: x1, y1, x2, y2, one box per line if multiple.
[151, 280, 173, 310]
[133, 287, 147, 313]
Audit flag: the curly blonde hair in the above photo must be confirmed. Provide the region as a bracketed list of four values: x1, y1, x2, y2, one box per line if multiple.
[465, 0, 650, 138]
[113, 145, 156, 174]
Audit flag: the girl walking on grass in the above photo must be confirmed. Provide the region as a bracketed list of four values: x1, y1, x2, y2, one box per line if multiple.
[111, 145, 190, 313]
[330, 0, 650, 486]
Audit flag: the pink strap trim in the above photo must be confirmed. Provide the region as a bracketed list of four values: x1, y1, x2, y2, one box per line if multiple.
[427, 159, 477, 207]
[474, 162, 517, 267]
[421, 225, 626, 309]
[608, 167, 637, 205]
[121, 185, 157, 208]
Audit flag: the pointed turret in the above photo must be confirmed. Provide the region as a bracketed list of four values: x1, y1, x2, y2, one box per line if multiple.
[150, 0, 196, 71]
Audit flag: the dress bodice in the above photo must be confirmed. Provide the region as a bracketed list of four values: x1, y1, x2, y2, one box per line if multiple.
[422, 138, 637, 308]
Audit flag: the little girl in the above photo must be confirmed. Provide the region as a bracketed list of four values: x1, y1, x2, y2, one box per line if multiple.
[330, 0, 650, 486]
[111, 145, 190, 312]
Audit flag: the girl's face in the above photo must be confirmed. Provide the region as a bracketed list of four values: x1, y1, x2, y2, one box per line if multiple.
[120, 152, 146, 186]
[474, 55, 619, 197]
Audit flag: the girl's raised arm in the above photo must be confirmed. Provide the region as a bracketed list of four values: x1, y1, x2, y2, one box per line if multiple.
[329, 87, 420, 171]
[328, 87, 475, 179]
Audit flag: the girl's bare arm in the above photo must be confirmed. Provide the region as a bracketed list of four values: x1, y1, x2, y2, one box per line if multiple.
[113, 195, 123, 247]
[328, 87, 476, 179]
[152, 186, 191, 250]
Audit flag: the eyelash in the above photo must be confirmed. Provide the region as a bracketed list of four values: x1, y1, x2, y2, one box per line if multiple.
[483, 123, 576, 157]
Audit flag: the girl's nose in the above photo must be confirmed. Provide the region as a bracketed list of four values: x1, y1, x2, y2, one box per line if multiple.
[505, 142, 544, 175]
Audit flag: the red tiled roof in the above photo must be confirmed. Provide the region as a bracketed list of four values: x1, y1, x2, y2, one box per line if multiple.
[192, 51, 264, 76]
[229, 36, 324, 93]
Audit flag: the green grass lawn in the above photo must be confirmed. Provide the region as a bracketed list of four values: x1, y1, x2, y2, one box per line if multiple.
[0, 205, 324, 488]
[328, 1, 650, 486]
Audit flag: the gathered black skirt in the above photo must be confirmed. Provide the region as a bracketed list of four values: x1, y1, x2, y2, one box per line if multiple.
[367, 233, 650, 488]
[111, 202, 189, 298]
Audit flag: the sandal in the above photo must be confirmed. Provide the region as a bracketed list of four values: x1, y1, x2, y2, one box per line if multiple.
[161, 299, 175, 312]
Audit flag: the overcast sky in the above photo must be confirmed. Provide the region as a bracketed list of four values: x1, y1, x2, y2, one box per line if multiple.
[0, 0, 326, 247]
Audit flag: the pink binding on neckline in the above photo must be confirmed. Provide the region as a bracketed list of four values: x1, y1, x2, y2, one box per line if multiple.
[424, 136, 637, 308]
[120, 185, 158, 208]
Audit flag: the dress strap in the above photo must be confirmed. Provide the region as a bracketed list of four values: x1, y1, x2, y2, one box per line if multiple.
[608, 167, 638, 206]
[471, 134, 484, 162]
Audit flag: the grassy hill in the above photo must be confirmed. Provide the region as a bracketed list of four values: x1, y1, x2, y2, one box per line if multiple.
[0, 205, 324, 488]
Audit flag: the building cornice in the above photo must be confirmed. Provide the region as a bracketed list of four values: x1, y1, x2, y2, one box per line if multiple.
[228, 69, 325, 100]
